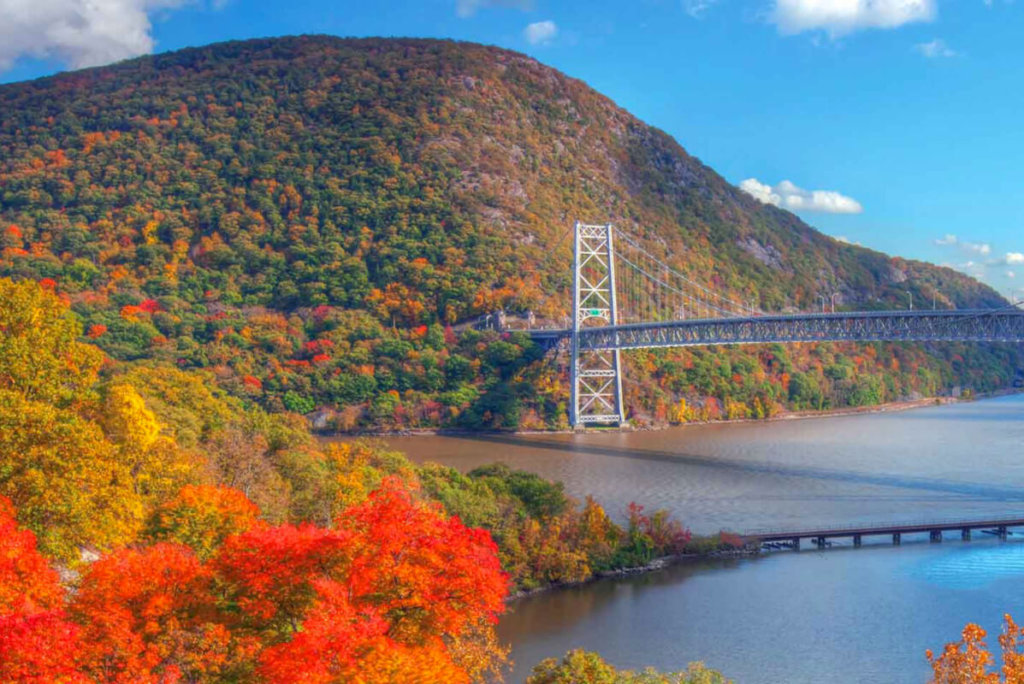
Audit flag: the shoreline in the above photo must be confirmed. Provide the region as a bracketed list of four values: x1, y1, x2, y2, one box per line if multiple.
[319, 388, 1023, 439]
[506, 546, 759, 603]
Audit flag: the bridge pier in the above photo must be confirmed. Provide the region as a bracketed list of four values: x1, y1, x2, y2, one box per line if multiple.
[999, 525, 1008, 540]
[930, 530, 942, 543]
[853, 534, 862, 547]
[791, 537, 800, 551]
[962, 528, 971, 541]
[892, 532, 901, 545]
[815, 536, 826, 548]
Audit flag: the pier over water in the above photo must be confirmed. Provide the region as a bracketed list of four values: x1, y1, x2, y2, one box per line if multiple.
[746, 515, 1024, 549]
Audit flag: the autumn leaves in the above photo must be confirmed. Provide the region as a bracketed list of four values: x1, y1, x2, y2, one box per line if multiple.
[0, 279, 198, 559]
[0, 480, 509, 682]
[0, 278, 509, 681]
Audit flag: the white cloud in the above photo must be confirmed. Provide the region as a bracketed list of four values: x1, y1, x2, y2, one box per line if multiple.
[739, 178, 780, 205]
[456, 0, 532, 18]
[771, 0, 935, 37]
[682, 0, 718, 17]
[836, 235, 862, 245]
[1006, 252, 1024, 265]
[0, 0, 197, 73]
[932, 234, 991, 256]
[915, 38, 958, 58]
[523, 20, 558, 45]
[739, 178, 863, 214]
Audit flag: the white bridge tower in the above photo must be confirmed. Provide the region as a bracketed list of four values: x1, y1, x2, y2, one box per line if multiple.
[570, 222, 625, 427]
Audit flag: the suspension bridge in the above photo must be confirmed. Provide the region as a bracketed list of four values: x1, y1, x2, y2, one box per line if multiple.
[506, 222, 1024, 427]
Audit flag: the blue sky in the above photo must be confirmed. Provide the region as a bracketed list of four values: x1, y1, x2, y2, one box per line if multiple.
[2, 0, 1022, 296]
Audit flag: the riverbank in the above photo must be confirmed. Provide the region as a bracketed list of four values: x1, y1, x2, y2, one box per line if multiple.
[507, 545, 759, 602]
[319, 390, 1021, 439]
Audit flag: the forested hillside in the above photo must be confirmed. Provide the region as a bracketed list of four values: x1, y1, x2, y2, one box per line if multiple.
[0, 35, 1019, 430]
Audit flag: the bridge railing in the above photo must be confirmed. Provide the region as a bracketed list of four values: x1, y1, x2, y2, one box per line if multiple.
[744, 514, 1024, 538]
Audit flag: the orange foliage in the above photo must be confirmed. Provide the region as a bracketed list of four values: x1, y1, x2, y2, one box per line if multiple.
[1, 475, 508, 683]
[71, 543, 238, 682]
[0, 496, 63, 615]
[145, 485, 261, 560]
[120, 305, 144, 320]
[0, 496, 85, 682]
[929, 615, 1024, 683]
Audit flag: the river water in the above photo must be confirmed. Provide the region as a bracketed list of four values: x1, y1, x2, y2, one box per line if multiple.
[378, 395, 1024, 683]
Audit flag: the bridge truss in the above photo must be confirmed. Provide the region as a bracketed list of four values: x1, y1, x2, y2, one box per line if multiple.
[567, 221, 1024, 428]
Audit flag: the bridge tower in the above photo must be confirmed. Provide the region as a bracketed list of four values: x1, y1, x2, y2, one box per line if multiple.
[570, 222, 625, 427]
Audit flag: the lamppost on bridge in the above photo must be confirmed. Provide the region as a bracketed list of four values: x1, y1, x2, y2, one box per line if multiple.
[830, 292, 839, 313]
[906, 291, 913, 311]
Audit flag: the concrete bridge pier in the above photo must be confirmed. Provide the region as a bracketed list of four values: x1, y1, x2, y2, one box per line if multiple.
[999, 525, 1008, 540]
[962, 528, 971, 541]
[892, 532, 901, 545]
[853, 534, 862, 547]
[930, 530, 942, 543]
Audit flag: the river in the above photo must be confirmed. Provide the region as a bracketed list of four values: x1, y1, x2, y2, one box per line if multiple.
[377, 395, 1024, 683]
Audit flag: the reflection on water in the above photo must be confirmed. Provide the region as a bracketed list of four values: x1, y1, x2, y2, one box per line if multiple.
[332, 395, 1024, 683]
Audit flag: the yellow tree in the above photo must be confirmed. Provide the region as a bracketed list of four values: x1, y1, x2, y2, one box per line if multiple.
[0, 390, 141, 559]
[0, 278, 103, 408]
[0, 278, 189, 559]
[99, 383, 198, 504]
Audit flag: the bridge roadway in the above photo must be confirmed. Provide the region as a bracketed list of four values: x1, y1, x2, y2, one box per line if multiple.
[521, 308, 1024, 350]
[579, 309, 1024, 351]
[743, 516, 1024, 549]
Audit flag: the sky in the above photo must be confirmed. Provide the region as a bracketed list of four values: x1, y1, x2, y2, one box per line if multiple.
[2, 0, 1023, 297]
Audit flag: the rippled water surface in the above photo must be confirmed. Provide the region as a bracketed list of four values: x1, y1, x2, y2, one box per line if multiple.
[367, 395, 1024, 682]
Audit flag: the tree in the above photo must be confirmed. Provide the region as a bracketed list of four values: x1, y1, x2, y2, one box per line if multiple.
[218, 477, 509, 681]
[527, 649, 731, 684]
[100, 383, 199, 503]
[144, 485, 261, 560]
[70, 543, 244, 683]
[0, 390, 142, 559]
[0, 496, 85, 682]
[340, 478, 507, 643]
[0, 279, 198, 559]
[0, 278, 103, 408]
[205, 425, 291, 524]
[0, 496, 63, 613]
[928, 616, 1024, 683]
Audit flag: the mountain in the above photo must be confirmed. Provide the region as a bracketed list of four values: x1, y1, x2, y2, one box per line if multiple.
[0, 35, 1018, 430]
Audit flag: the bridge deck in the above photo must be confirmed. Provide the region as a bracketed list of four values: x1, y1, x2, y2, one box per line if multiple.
[521, 309, 1024, 350]
[575, 309, 1024, 351]
[745, 516, 1024, 543]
